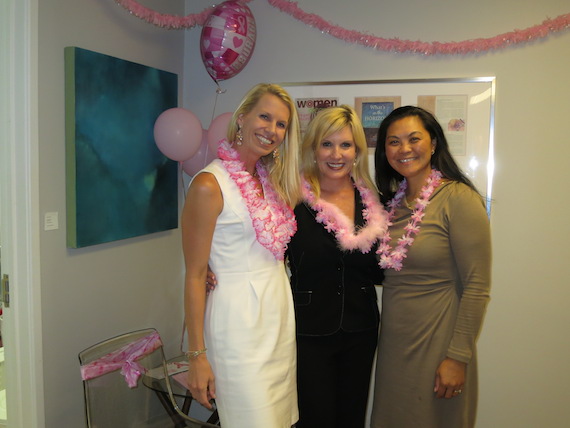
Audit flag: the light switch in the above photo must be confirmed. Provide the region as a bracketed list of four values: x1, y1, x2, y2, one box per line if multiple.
[44, 212, 59, 231]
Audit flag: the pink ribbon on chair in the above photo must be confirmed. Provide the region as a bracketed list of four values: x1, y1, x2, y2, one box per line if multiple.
[81, 331, 163, 388]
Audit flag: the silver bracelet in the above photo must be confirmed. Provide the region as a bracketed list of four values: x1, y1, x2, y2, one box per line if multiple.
[185, 348, 207, 359]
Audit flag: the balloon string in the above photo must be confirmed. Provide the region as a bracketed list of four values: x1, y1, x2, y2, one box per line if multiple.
[210, 86, 222, 124]
[205, 86, 224, 163]
[204, 86, 226, 159]
[183, 85, 226, 198]
[180, 161, 187, 199]
[201, 87, 223, 179]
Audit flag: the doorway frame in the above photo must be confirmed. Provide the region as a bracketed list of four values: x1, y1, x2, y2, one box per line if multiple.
[0, 0, 45, 427]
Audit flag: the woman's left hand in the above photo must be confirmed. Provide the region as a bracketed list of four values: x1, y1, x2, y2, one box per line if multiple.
[434, 357, 466, 399]
[206, 265, 217, 293]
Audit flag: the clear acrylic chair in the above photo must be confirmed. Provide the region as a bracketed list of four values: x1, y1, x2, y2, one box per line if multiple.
[78, 328, 220, 428]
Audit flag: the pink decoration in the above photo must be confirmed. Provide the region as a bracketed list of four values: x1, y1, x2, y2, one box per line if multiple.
[207, 112, 233, 154]
[267, 0, 570, 54]
[115, 0, 570, 55]
[302, 179, 388, 253]
[154, 108, 203, 161]
[80, 331, 163, 388]
[114, 0, 240, 29]
[218, 140, 297, 260]
[182, 130, 217, 176]
[200, 1, 257, 82]
[377, 169, 443, 271]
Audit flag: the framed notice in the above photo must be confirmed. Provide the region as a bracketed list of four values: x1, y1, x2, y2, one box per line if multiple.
[295, 97, 339, 138]
[355, 96, 401, 148]
[282, 78, 495, 210]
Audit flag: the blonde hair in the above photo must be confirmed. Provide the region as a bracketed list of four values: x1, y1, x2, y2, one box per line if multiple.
[301, 105, 377, 199]
[227, 83, 301, 207]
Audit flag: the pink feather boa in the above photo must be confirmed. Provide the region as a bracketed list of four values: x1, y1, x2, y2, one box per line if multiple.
[302, 178, 388, 253]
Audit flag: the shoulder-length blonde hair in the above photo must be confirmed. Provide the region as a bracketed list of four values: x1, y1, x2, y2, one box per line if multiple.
[227, 83, 301, 207]
[301, 104, 377, 199]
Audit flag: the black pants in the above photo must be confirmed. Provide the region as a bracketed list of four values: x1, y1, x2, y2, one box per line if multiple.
[296, 328, 378, 428]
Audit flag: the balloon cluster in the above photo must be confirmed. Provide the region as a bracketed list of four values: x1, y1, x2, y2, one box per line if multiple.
[153, 1, 256, 176]
[154, 108, 233, 176]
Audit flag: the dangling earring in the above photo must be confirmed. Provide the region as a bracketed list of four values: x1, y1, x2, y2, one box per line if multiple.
[431, 149, 435, 155]
[272, 148, 280, 159]
[236, 127, 243, 146]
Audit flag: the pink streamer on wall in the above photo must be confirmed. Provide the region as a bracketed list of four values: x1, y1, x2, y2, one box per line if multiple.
[266, 0, 570, 55]
[114, 0, 570, 54]
[115, 0, 253, 29]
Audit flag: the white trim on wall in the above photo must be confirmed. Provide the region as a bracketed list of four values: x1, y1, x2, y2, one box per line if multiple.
[0, 0, 45, 427]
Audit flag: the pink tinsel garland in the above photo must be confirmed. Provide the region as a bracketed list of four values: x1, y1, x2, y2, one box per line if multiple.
[114, 0, 253, 29]
[115, 0, 570, 54]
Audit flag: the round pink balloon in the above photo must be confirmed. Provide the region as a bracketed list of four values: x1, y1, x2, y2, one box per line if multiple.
[154, 108, 203, 161]
[207, 112, 233, 153]
[200, 1, 256, 82]
[182, 131, 217, 176]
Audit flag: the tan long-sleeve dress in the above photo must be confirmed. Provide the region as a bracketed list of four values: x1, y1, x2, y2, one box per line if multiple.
[370, 181, 491, 428]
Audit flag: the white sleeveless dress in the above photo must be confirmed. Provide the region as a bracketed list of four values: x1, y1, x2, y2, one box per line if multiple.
[195, 160, 298, 428]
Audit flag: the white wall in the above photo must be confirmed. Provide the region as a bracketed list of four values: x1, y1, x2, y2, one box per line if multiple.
[37, 1, 186, 426]
[183, 1, 570, 427]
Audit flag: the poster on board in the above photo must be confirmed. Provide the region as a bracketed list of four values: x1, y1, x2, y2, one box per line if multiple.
[354, 96, 402, 148]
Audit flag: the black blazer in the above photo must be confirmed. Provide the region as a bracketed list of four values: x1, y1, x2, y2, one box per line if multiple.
[287, 191, 383, 336]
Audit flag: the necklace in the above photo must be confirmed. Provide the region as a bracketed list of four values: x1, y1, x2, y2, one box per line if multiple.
[218, 140, 297, 261]
[302, 178, 388, 253]
[376, 169, 443, 271]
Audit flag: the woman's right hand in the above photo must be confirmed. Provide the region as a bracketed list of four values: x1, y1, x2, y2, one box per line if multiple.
[187, 355, 216, 409]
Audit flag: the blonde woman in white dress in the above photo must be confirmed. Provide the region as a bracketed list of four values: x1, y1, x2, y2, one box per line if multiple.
[181, 83, 302, 428]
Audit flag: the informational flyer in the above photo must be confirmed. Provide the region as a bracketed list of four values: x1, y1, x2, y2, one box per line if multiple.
[294, 97, 339, 137]
[418, 95, 468, 156]
[355, 96, 401, 148]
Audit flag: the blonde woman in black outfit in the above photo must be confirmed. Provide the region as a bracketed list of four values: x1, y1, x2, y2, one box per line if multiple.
[287, 105, 388, 428]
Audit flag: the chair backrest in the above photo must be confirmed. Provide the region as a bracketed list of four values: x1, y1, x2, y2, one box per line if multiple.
[78, 328, 174, 428]
[79, 328, 221, 428]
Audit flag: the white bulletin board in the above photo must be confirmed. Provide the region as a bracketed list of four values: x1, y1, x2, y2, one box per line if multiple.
[282, 78, 495, 212]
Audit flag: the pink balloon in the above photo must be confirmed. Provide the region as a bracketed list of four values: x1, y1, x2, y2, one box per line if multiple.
[154, 108, 203, 161]
[207, 112, 233, 153]
[200, 1, 256, 82]
[182, 130, 218, 176]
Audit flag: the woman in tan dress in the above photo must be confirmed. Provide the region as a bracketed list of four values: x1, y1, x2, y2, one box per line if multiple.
[370, 106, 491, 428]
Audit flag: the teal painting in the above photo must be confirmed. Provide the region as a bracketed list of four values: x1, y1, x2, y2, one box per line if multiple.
[65, 47, 178, 248]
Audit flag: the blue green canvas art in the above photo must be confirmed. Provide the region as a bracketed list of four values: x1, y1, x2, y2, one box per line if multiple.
[65, 47, 178, 248]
